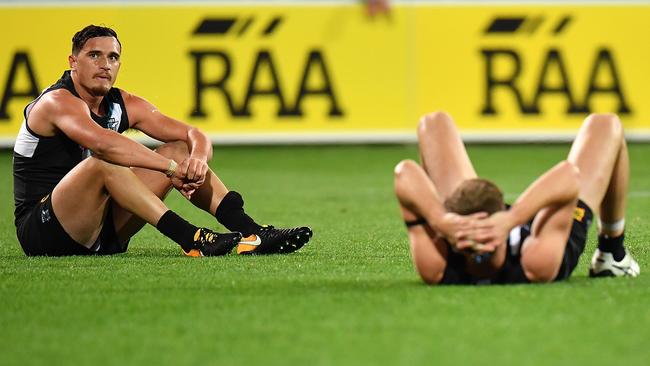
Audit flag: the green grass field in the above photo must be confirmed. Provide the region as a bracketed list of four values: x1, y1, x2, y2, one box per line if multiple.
[1, 145, 649, 366]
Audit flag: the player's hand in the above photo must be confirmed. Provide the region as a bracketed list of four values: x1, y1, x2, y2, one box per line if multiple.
[438, 211, 488, 248]
[170, 159, 201, 200]
[170, 165, 194, 199]
[181, 157, 208, 186]
[456, 211, 513, 252]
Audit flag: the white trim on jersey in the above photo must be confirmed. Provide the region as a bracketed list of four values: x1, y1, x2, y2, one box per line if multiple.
[108, 103, 122, 132]
[508, 226, 523, 256]
[13, 121, 39, 158]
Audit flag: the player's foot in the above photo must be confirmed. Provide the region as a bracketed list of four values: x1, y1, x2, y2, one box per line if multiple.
[182, 228, 242, 257]
[589, 248, 640, 277]
[237, 225, 313, 255]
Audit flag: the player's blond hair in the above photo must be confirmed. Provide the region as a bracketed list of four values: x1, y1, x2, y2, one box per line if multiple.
[444, 178, 505, 215]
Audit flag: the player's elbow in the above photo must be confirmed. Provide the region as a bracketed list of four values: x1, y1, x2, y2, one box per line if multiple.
[418, 268, 444, 285]
[85, 135, 109, 158]
[394, 159, 418, 194]
[521, 238, 562, 283]
[188, 127, 213, 161]
[523, 262, 559, 283]
[86, 130, 118, 158]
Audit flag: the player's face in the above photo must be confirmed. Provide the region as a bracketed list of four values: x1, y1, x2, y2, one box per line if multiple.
[69, 36, 121, 96]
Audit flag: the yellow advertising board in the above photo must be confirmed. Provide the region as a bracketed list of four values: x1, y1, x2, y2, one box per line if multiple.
[0, 2, 648, 143]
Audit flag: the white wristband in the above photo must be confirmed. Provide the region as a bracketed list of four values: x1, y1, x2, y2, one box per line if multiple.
[165, 160, 177, 177]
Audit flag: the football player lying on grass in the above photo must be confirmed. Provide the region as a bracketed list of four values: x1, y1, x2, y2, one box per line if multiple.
[394, 111, 639, 284]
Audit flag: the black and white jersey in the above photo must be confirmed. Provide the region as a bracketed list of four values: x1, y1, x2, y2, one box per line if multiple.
[442, 210, 535, 285]
[442, 202, 592, 285]
[505, 219, 532, 259]
[12, 70, 130, 226]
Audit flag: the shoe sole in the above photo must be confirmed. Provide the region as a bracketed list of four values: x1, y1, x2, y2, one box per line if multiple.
[589, 268, 639, 278]
[241, 227, 313, 255]
[589, 269, 615, 278]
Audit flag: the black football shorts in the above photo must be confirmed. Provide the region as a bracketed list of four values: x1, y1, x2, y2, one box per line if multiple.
[15, 193, 127, 256]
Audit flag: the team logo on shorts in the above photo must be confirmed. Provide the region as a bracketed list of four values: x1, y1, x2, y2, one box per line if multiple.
[573, 207, 585, 222]
[41, 207, 51, 223]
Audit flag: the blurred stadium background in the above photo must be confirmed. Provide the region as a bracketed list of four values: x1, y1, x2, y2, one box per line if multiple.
[2, 0, 648, 144]
[1, 1, 649, 365]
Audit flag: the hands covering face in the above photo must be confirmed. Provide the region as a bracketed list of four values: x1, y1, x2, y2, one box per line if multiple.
[439, 211, 512, 255]
[170, 157, 209, 200]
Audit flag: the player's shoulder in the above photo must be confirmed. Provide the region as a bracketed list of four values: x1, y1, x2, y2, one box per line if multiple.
[117, 89, 157, 117]
[117, 89, 148, 107]
[33, 88, 86, 116]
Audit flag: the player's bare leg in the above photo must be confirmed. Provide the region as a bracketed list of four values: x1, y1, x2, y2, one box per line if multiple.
[52, 157, 169, 247]
[52, 153, 240, 256]
[417, 111, 478, 197]
[111, 141, 229, 243]
[599, 138, 629, 237]
[113, 141, 311, 255]
[568, 113, 623, 213]
[567, 113, 638, 277]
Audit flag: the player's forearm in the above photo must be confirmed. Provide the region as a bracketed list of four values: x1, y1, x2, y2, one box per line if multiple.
[508, 161, 580, 227]
[423, 201, 449, 231]
[92, 131, 173, 174]
[187, 128, 212, 162]
[394, 160, 448, 231]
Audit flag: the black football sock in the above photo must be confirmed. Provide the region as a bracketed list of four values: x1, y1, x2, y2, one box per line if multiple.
[215, 191, 261, 237]
[598, 233, 626, 261]
[156, 210, 199, 252]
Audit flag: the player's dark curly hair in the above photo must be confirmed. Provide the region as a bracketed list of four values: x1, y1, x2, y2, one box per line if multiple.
[72, 25, 121, 55]
[444, 178, 505, 215]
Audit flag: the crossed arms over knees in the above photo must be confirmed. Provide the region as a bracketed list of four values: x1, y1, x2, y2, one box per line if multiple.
[34, 88, 211, 198]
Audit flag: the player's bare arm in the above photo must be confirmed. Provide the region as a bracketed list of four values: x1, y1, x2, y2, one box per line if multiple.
[459, 161, 579, 282]
[467, 161, 580, 250]
[123, 91, 211, 186]
[394, 160, 485, 246]
[29, 89, 177, 177]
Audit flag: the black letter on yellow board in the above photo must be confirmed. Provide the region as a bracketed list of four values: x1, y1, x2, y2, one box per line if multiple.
[239, 50, 291, 117]
[189, 50, 238, 118]
[531, 49, 582, 114]
[480, 49, 534, 115]
[580, 49, 631, 114]
[285, 50, 343, 117]
[0, 52, 40, 120]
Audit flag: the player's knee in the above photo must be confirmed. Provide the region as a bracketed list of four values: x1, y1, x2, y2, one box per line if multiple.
[417, 111, 454, 138]
[85, 156, 131, 182]
[584, 113, 623, 140]
[84, 156, 113, 174]
[155, 141, 190, 162]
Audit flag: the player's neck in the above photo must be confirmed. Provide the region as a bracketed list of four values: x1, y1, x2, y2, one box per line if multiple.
[70, 73, 106, 116]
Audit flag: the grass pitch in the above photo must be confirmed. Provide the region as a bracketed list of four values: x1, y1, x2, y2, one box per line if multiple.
[1, 144, 649, 366]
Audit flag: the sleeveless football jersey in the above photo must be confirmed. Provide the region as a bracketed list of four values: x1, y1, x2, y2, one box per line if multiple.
[13, 70, 130, 225]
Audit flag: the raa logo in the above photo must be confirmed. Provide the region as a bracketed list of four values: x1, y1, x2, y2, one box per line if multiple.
[479, 15, 632, 116]
[188, 16, 344, 120]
